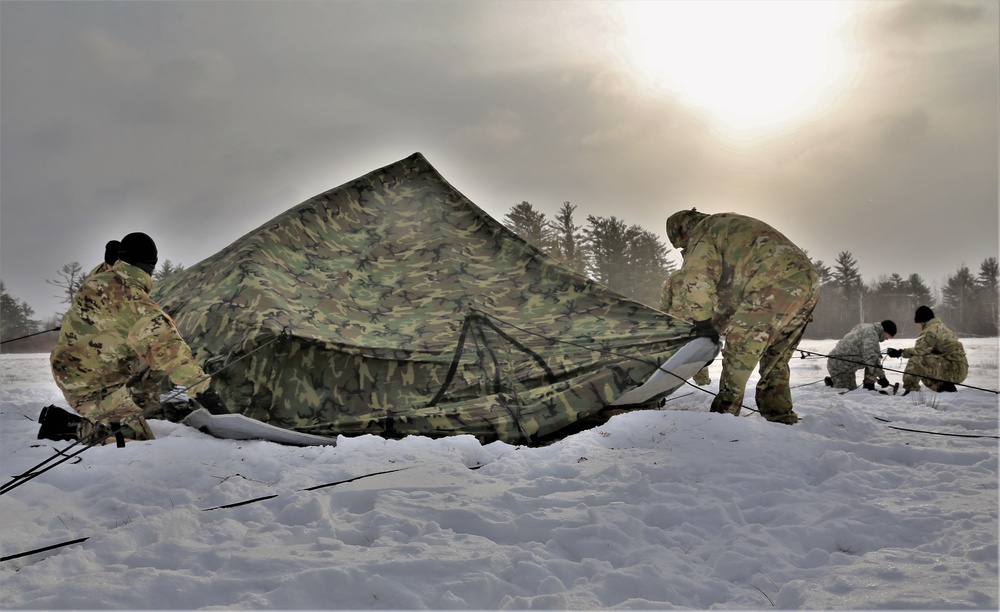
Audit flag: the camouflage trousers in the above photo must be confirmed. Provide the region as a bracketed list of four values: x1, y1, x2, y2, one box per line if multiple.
[902, 353, 968, 392]
[712, 271, 819, 423]
[66, 369, 178, 442]
[827, 358, 880, 391]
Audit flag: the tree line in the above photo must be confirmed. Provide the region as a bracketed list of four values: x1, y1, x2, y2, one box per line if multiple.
[811, 251, 999, 339]
[499, 201, 997, 339]
[502, 201, 673, 308]
[2, 203, 997, 349]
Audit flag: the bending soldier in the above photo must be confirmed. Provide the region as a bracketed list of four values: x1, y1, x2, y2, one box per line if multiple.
[665, 209, 819, 424]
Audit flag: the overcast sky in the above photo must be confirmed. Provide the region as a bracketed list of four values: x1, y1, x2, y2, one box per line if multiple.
[2, 0, 997, 321]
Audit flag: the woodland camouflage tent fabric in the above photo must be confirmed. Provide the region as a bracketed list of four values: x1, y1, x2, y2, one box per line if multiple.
[154, 153, 701, 444]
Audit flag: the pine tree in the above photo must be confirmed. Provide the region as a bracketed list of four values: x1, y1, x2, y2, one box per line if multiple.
[942, 266, 977, 329]
[154, 260, 186, 282]
[1, 281, 40, 341]
[807, 257, 842, 338]
[832, 251, 866, 324]
[503, 201, 552, 253]
[582, 216, 672, 306]
[905, 274, 933, 310]
[811, 258, 833, 285]
[583, 215, 632, 291]
[975, 257, 999, 335]
[628, 226, 674, 307]
[548, 202, 588, 273]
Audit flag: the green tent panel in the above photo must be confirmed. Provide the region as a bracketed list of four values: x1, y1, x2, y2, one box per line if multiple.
[154, 152, 698, 445]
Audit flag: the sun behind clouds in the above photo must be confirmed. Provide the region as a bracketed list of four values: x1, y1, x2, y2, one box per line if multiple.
[616, 0, 865, 139]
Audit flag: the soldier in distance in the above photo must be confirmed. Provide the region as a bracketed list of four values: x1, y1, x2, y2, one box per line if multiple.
[886, 306, 968, 395]
[825, 320, 897, 391]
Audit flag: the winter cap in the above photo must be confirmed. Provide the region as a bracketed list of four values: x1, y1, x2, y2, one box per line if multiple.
[880, 320, 897, 337]
[104, 240, 120, 267]
[914, 305, 935, 324]
[118, 232, 158, 275]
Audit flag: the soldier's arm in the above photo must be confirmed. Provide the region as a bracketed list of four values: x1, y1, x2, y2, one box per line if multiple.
[901, 329, 935, 359]
[862, 327, 882, 374]
[672, 240, 720, 321]
[659, 275, 674, 312]
[127, 307, 210, 395]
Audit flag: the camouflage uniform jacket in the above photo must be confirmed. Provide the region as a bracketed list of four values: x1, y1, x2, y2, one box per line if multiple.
[666, 211, 816, 323]
[84, 262, 107, 279]
[50, 261, 209, 403]
[828, 322, 887, 379]
[901, 317, 966, 366]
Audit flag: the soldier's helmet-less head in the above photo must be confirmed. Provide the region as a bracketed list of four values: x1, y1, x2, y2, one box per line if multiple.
[118, 232, 158, 275]
[665, 209, 708, 251]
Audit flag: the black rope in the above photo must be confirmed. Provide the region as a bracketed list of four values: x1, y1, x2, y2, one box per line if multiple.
[2, 465, 417, 563]
[0, 327, 61, 345]
[791, 378, 829, 390]
[872, 416, 999, 439]
[0, 537, 89, 563]
[0, 327, 292, 496]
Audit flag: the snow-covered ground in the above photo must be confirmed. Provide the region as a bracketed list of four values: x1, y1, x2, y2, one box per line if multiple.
[1, 338, 997, 610]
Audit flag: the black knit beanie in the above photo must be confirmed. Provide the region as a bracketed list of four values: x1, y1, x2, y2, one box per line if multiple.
[914, 305, 934, 324]
[118, 232, 158, 275]
[880, 320, 897, 337]
[104, 240, 120, 267]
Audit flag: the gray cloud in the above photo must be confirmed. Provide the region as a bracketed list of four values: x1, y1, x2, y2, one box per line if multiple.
[2, 0, 996, 322]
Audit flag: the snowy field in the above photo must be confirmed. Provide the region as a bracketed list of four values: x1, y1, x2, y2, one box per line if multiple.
[1, 338, 997, 610]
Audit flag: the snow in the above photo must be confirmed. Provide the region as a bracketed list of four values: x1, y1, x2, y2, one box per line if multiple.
[1, 339, 997, 610]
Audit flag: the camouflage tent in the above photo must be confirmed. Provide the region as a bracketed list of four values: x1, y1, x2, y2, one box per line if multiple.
[154, 153, 701, 445]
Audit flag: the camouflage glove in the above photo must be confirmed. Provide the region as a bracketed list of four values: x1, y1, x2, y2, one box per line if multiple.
[193, 387, 231, 416]
[692, 319, 720, 345]
[886, 348, 903, 358]
[877, 377, 890, 388]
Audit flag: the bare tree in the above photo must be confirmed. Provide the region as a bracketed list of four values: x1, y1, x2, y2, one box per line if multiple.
[46, 262, 85, 305]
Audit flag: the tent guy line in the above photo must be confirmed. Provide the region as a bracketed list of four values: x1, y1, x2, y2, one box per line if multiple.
[0, 464, 428, 563]
[0, 329, 292, 497]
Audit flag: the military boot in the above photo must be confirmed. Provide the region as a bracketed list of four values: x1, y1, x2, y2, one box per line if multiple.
[761, 411, 800, 425]
[37, 405, 85, 441]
